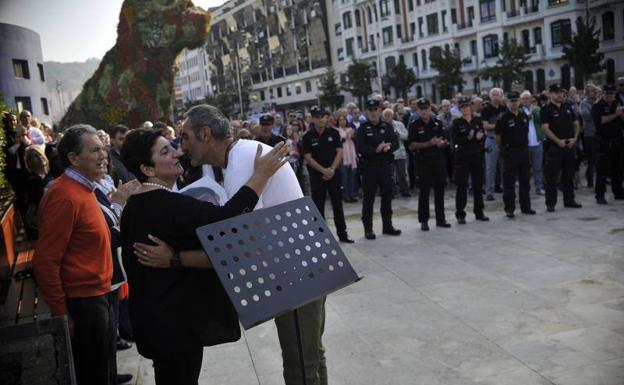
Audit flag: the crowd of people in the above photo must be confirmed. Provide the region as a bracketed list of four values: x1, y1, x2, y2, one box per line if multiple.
[0, 76, 623, 385]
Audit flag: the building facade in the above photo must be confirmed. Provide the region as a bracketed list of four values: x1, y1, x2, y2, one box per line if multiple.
[173, 47, 212, 109]
[0, 23, 51, 118]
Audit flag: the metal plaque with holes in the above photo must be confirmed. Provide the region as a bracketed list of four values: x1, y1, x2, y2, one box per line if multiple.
[196, 197, 360, 329]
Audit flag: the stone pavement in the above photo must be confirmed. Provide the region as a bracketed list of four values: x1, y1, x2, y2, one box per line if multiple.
[118, 185, 624, 385]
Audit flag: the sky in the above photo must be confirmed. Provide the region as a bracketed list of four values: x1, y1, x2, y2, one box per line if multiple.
[0, 0, 226, 63]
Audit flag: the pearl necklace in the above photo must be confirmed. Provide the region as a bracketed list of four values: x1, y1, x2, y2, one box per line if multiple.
[143, 182, 173, 192]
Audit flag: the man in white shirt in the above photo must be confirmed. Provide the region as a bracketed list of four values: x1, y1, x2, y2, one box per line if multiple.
[179, 104, 328, 385]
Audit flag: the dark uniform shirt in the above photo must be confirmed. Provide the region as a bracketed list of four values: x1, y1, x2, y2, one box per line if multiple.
[495, 110, 529, 148]
[355, 119, 399, 166]
[541, 101, 577, 142]
[255, 134, 286, 147]
[451, 116, 485, 153]
[591, 99, 623, 139]
[481, 103, 508, 136]
[408, 117, 447, 158]
[302, 125, 342, 175]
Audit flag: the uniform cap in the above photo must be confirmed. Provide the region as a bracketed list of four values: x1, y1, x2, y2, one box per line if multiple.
[416, 98, 431, 108]
[506, 91, 520, 101]
[549, 84, 563, 93]
[602, 84, 616, 92]
[310, 106, 328, 117]
[259, 114, 274, 125]
[458, 97, 472, 107]
[366, 99, 381, 108]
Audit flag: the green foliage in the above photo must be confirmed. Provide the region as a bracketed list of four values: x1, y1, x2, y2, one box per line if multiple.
[562, 16, 604, 86]
[342, 59, 373, 108]
[429, 47, 464, 100]
[480, 39, 530, 91]
[386, 61, 418, 100]
[0, 93, 9, 189]
[319, 69, 344, 110]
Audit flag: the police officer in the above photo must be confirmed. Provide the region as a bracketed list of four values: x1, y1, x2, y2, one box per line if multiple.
[451, 97, 489, 224]
[302, 106, 354, 243]
[408, 98, 451, 231]
[495, 92, 536, 218]
[255, 114, 286, 147]
[591, 84, 624, 204]
[355, 98, 402, 240]
[542, 84, 582, 211]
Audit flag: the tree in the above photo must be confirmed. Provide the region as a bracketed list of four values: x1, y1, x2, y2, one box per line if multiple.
[429, 47, 464, 100]
[342, 59, 373, 108]
[481, 39, 530, 91]
[562, 16, 604, 87]
[319, 69, 344, 110]
[386, 61, 418, 100]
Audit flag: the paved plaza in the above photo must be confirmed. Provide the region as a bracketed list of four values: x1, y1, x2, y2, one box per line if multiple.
[119, 185, 624, 385]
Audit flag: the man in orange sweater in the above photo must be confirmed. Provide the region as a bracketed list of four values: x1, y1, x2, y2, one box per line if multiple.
[33, 124, 115, 385]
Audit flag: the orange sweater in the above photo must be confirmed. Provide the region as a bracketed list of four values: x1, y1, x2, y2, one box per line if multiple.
[33, 174, 112, 316]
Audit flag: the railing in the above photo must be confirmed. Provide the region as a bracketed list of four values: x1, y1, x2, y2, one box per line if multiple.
[480, 15, 496, 23]
[507, 9, 521, 18]
[457, 21, 473, 30]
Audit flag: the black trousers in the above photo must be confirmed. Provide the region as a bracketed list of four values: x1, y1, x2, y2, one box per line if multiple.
[309, 171, 347, 235]
[545, 145, 576, 207]
[501, 147, 531, 213]
[66, 292, 116, 385]
[418, 155, 447, 223]
[583, 136, 596, 186]
[361, 163, 394, 231]
[455, 150, 485, 218]
[595, 137, 624, 198]
[153, 347, 204, 385]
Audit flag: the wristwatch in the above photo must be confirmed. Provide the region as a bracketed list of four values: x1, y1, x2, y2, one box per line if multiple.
[170, 250, 182, 269]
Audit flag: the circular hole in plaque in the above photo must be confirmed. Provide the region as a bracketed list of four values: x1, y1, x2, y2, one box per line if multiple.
[281, 225, 288, 232]
[233, 256, 240, 262]
[262, 260, 268, 267]
[244, 251, 251, 258]
[276, 285, 283, 292]
[249, 235, 256, 241]
[301, 260, 308, 267]
[253, 295, 260, 302]
[238, 239, 245, 246]
[286, 211, 292, 217]
[227, 273, 234, 280]
[295, 208, 302, 214]
[321, 253, 327, 259]
[226, 243, 233, 250]
[275, 214, 282, 221]
[338, 261, 344, 267]
[294, 248, 301, 255]
[219, 231, 226, 237]
[293, 266, 297, 271]
[243, 224, 249, 230]
[246, 281, 253, 288]
[214, 247, 221, 253]
[264, 217, 271, 224]
[305, 245, 311, 252]
[271, 229, 278, 236]
[239, 268, 246, 276]
[298, 234, 305, 240]
[315, 242, 321, 248]
[331, 249, 337, 256]
[309, 230, 315, 237]
[305, 205, 310, 211]
[308, 272, 315, 279]
[269, 273, 276, 280]
[231, 227, 238, 234]
[284, 253, 291, 259]
[312, 257, 318, 263]
[302, 219, 308, 225]
[324, 238, 330, 244]
[234, 286, 241, 293]
[251, 264, 258, 271]
[258, 277, 264, 284]
[220, 260, 227, 266]
[207, 235, 214, 241]
[288, 237, 294, 244]
[273, 257, 280, 263]
[318, 227, 324, 232]
[292, 222, 298, 229]
[241, 299, 248, 306]
[329, 265, 335, 271]
[312, 216, 318, 222]
[265, 290, 271, 297]
[277, 241, 284, 247]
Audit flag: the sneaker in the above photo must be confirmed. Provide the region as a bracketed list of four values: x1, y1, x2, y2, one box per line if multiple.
[118, 374, 133, 384]
[364, 231, 376, 240]
[521, 209, 536, 215]
[436, 221, 451, 228]
[382, 227, 402, 236]
[596, 197, 608, 205]
[421, 222, 430, 231]
[486, 195, 495, 201]
[564, 202, 582, 208]
[536, 189, 545, 195]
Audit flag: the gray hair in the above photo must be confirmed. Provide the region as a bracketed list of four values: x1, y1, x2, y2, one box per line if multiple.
[57, 124, 98, 169]
[184, 104, 232, 141]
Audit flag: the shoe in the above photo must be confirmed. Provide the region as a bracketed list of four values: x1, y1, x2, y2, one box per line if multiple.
[117, 374, 133, 384]
[475, 215, 490, 221]
[587, 182, 594, 188]
[401, 192, 412, 197]
[436, 221, 451, 228]
[338, 234, 355, 243]
[546, 206, 555, 212]
[521, 209, 536, 215]
[495, 186, 503, 193]
[351, 197, 359, 202]
[457, 217, 466, 225]
[421, 223, 430, 231]
[382, 227, 402, 236]
[564, 202, 582, 208]
[486, 195, 494, 201]
[596, 197, 608, 205]
[116, 339, 132, 351]
[614, 195, 624, 200]
[364, 231, 376, 240]
[506, 211, 515, 218]
[536, 189, 545, 195]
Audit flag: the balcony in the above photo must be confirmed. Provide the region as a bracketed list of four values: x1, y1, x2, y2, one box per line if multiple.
[506, 9, 521, 18]
[456, 21, 473, 30]
[461, 55, 477, 71]
[523, 4, 539, 14]
[480, 15, 496, 24]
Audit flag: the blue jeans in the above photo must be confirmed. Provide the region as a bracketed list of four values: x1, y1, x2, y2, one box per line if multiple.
[484, 137, 499, 196]
[529, 143, 544, 191]
[340, 164, 357, 199]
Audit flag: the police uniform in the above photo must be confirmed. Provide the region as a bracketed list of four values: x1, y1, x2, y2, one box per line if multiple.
[541, 84, 581, 210]
[408, 99, 450, 228]
[256, 114, 286, 147]
[495, 92, 534, 217]
[451, 98, 488, 222]
[355, 99, 401, 238]
[302, 107, 352, 242]
[591, 85, 624, 202]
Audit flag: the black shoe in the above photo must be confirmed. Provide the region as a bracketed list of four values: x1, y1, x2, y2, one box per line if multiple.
[564, 202, 582, 208]
[457, 217, 466, 225]
[364, 231, 376, 240]
[436, 221, 451, 228]
[338, 234, 355, 243]
[546, 205, 555, 212]
[382, 227, 402, 236]
[495, 186, 503, 193]
[486, 195, 494, 201]
[521, 209, 536, 215]
[401, 192, 412, 197]
[475, 214, 490, 221]
[421, 223, 430, 231]
[614, 195, 624, 200]
[116, 339, 132, 351]
[117, 374, 133, 384]
[506, 211, 515, 218]
[596, 197, 608, 205]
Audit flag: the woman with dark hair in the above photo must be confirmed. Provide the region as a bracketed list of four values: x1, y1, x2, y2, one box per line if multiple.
[119, 129, 288, 385]
[23, 146, 52, 239]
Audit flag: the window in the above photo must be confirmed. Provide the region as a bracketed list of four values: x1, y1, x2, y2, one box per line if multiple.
[413, 52, 418, 67]
[421, 49, 427, 69]
[467, 6, 475, 22]
[335, 23, 342, 36]
[417, 85, 423, 98]
[561, 65, 570, 89]
[602, 12, 614, 40]
[441, 10, 447, 32]
[286, 86, 292, 96]
[337, 48, 344, 61]
[396, 25, 402, 39]
[13, 59, 30, 79]
[394, 0, 401, 14]
[551, 19, 571, 47]
[382, 26, 393, 46]
[370, 34, 376, 50]
[346, 38, 354, 56]
[408, 0, 414, 11]
[480, 0, 496, 23]
[522, 29, 530, 50]
[357, 36, 363, 49]
[427, 13, 439, 35]
[343, 12, 352, 29]
[40, 98, 49, 115]
[534, 27, 542, 45]
[277, 87, 282, 98]
[340, 73, 348, 86]
[451, 9, 457, 23]
[524, 71, 534, 93]
[548, 0, 568, 6]
[471, 40, 477, 56]
[418, 17, 424, 37]
[536, 69, 545, 92]
[380, 0, 390, 17]
[355, 9, 361, 27]
[305, 81, 312, 93]
[14, 97, 32, 113]
[606, 58, 615, 84]
[473, 77, 480, 94]
[410, 22, 416, 36]
[37, 63, 45, 81]
[367, 7, 373, 24]
[483, 34, 499, 58]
